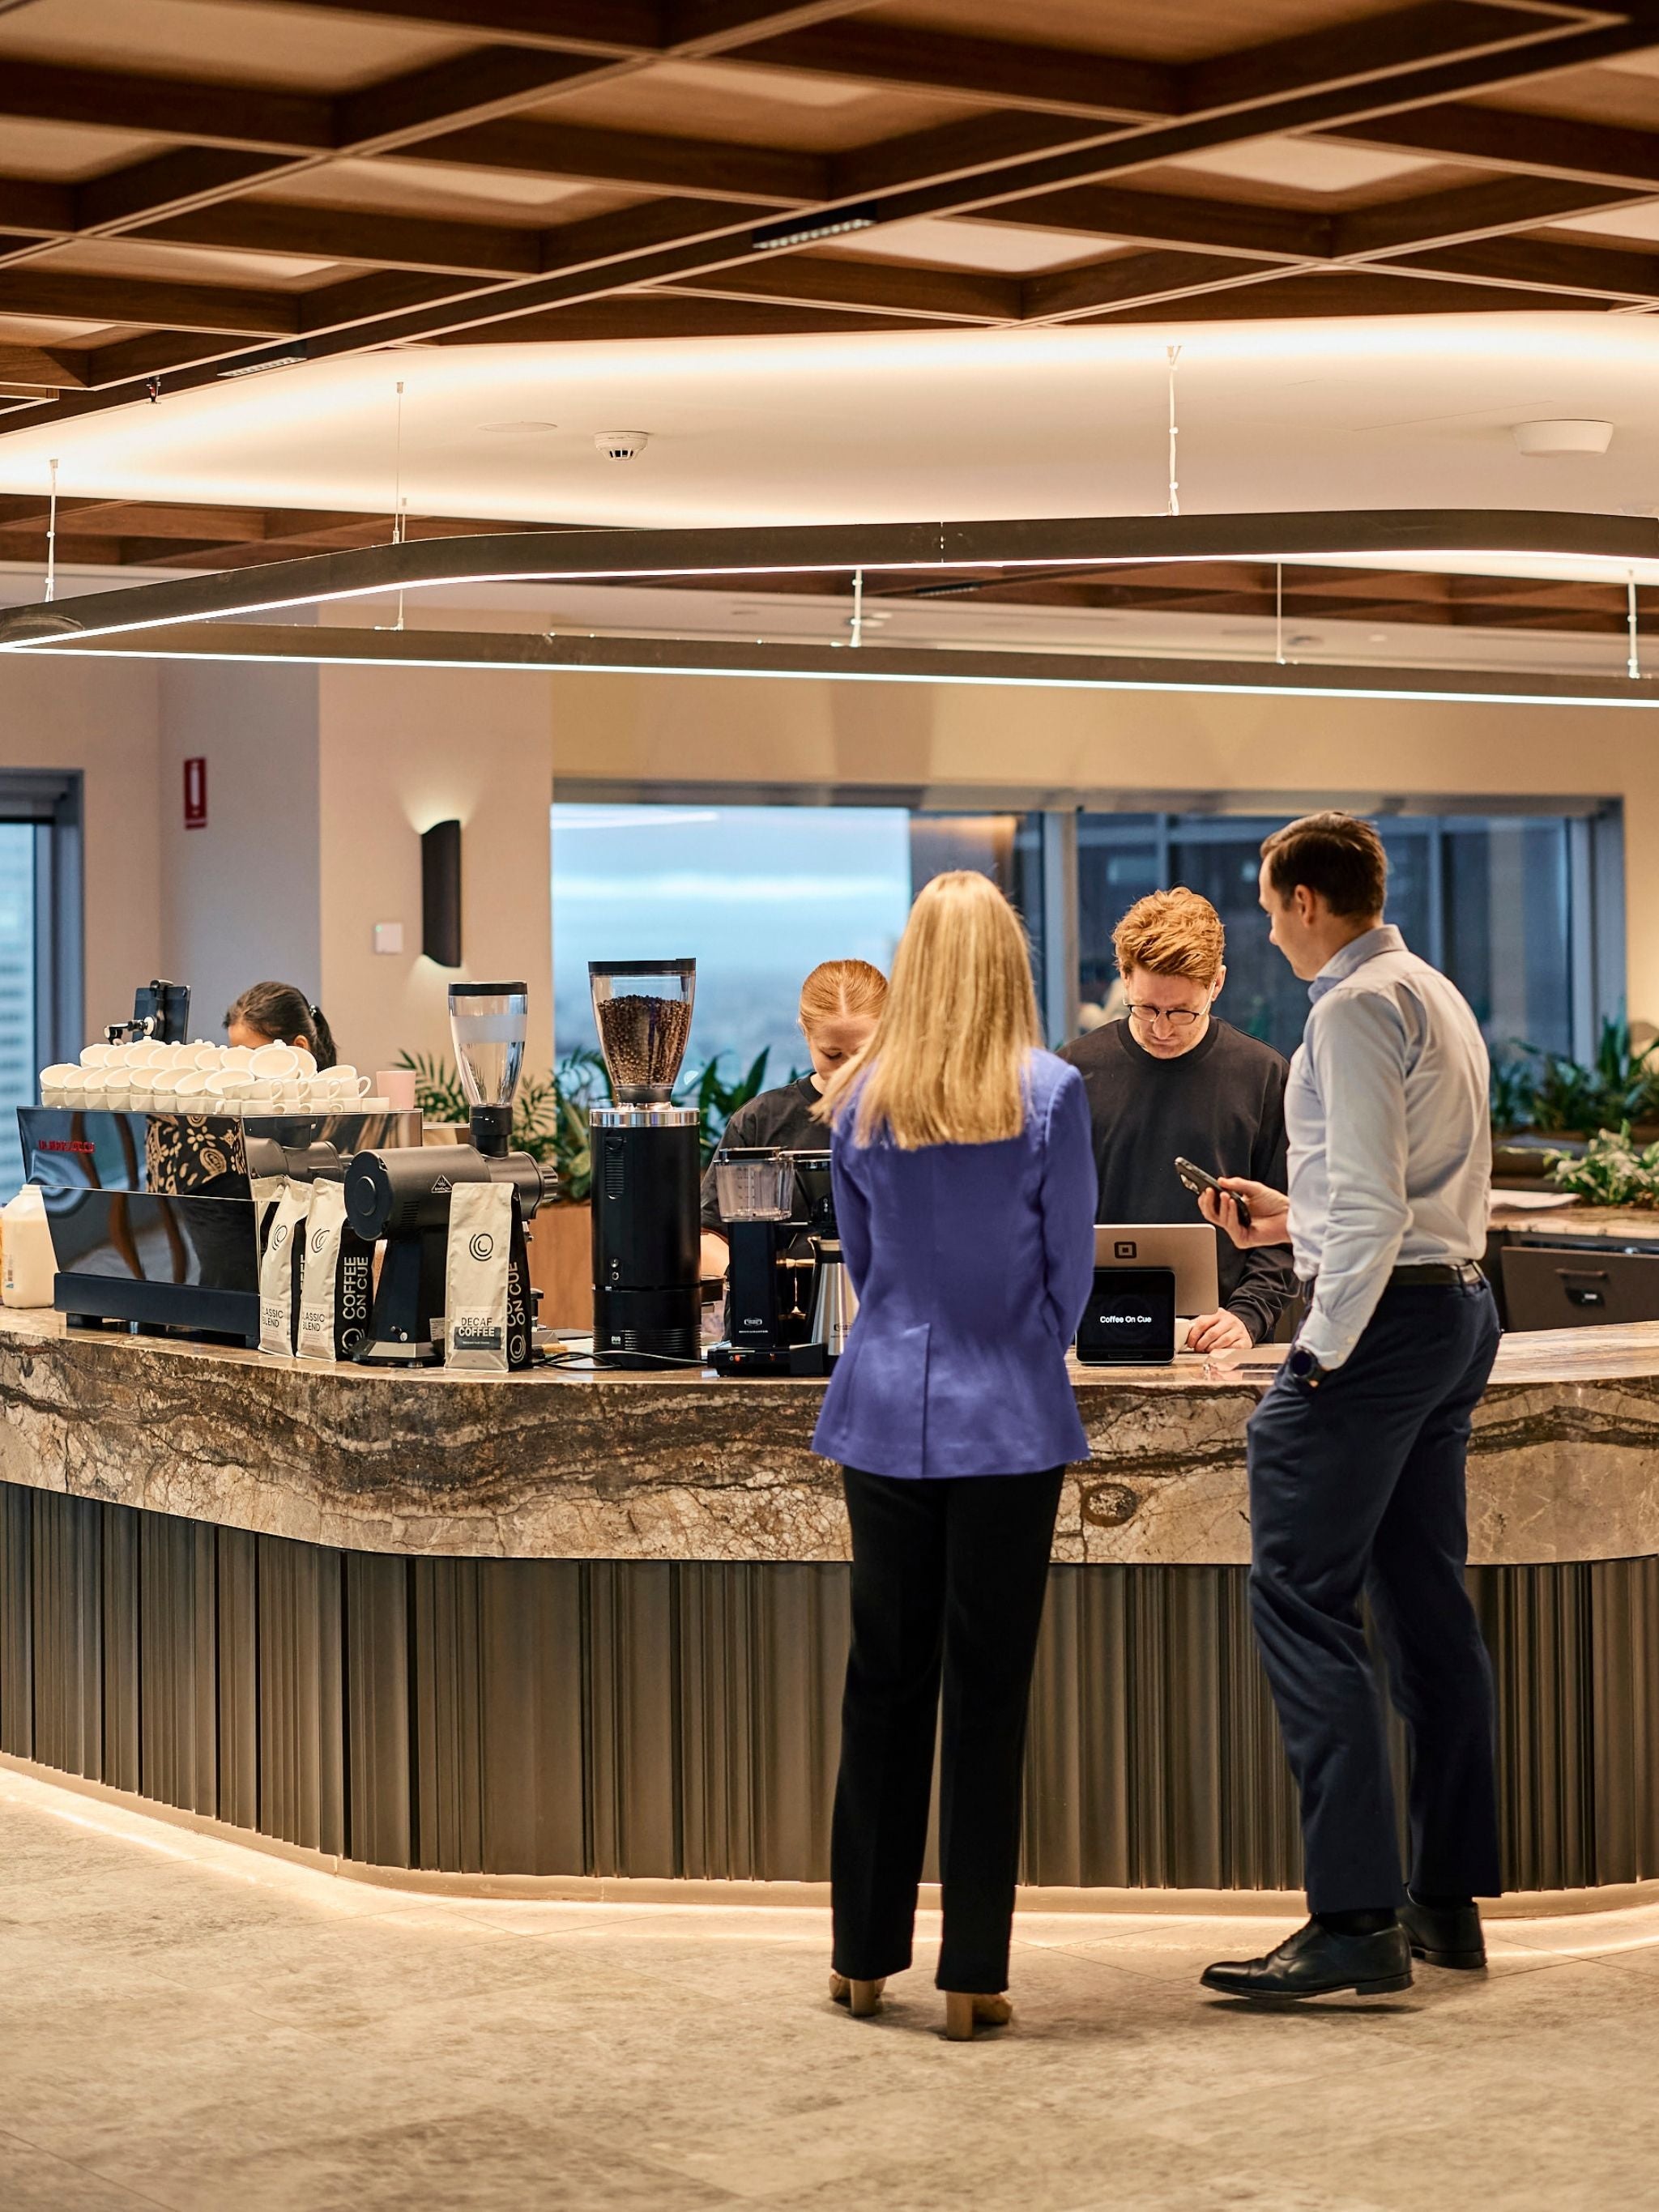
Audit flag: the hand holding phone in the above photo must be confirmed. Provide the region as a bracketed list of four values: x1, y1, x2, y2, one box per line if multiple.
[1175, 1156, 1252, 1230]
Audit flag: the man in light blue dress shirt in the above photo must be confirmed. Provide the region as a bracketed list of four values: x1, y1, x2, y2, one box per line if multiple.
[1193, 812, 1502, 2003]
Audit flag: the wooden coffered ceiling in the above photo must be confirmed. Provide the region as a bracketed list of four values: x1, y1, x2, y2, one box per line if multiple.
[6, 0, 1659, 602]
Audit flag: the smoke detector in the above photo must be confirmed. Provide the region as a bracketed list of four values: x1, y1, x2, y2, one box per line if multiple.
[1512, 420, 1614, 457]
[595, 430, 649, 461]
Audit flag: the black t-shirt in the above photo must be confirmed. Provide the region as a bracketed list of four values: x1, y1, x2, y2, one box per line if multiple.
[1056, 1016, 1296, 1343]
[700, 1076, 827, 1231]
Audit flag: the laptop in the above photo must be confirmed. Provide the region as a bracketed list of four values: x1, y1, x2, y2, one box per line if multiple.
[1094, 1224, 1220, 1319]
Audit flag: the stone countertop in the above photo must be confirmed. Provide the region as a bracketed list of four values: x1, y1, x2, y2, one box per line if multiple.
[0, 1308, 1655, 1569]
[1491, 1201, 1659, 1242]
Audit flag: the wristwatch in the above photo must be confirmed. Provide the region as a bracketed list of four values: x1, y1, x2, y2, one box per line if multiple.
[1286, 1343, 1330, 1390]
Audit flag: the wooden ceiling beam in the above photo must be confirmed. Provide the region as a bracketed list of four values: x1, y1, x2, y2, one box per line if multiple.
[194, 0, 663, 54]
[1333, 174, 1659, 257]
[0, 345, 86, 388]
[0, 60, 334, 153]
[1386, 232, 1659, 300]
[1094, 264, 1605, 321]
[1320, 101, 1659, 191]
[410, 118, 829, 205]
[1020, 250, 1297, 323]
[139, 199, 541, 277]
[1180, 1, 1579, 113]
[430, 293, 924, 340]
[0, 269, 297, 336]
[733, 20, 1181, 118]
[661, 255, 1020, 321]
[979, 185, 1332, 262]
[332, 46, 627, 151]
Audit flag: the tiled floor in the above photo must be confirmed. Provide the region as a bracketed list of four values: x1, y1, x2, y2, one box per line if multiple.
[1, 1767, 1654, 2211]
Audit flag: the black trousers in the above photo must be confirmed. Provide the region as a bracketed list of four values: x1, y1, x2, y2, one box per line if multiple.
[831, 1464, 1064, 1994]
[1247, 1276, 1503, 1913]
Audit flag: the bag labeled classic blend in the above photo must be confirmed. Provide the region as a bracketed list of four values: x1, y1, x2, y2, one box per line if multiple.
[444, 1178, 514, 1372]
[296, 1178, 374, 1363]
[258, 1181, 311, 1357]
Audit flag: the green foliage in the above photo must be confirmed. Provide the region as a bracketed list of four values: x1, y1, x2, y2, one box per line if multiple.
[676, 1048, 787, 1167]
[396, 1050, 467, 1125]
[1546, 1123, 1659, 1209]
[394, 1046, 607, 1201]
[1489, 1016, 1659, 1136]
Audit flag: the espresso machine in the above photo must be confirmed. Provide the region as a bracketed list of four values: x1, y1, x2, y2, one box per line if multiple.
[706, 1148, 813, 1376]
[343, 981, 554, 1366]
[589, 957, 702, 1367]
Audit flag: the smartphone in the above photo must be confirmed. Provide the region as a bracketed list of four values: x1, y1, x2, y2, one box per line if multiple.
[1175, 1157, 1252, 1230]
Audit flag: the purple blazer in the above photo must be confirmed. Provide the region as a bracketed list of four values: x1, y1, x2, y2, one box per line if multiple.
[811, 1051, 1096, 1479]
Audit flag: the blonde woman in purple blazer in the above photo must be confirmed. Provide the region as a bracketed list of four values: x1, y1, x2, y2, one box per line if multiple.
[812, 871, 1097, 2041]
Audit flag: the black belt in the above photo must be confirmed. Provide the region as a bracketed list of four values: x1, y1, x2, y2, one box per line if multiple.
[1303, 1260, 1484, 1295]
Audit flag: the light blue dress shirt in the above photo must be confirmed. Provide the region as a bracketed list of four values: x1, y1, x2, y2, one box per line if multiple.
[1286, 924, 1491, 1370]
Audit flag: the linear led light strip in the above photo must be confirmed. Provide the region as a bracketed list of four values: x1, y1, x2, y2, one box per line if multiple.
[4, 509, 1659, 650]
[40, 634, 1659, 713]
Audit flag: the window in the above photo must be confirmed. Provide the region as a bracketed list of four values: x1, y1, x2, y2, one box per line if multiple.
[1077, 808, 1614, 1063]
[0, 774, 82, 1200]
[552, 802, 1047, 1081]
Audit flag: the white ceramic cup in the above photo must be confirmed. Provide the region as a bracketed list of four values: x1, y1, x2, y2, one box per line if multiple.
[206, 1071, 254, 1100]
[150, 1071, 184, 1102]
[221, 1045, 254, 1072]
[79, 1042, 116, 1068]
[249, 1042, 301, 1079]
[244, 1077, 280, 1104]
[172, 1071, 211, 1102]
[325, 1072, 371, 1099]
[187, 1044, 222, 1072]
[357, 1096, 391, 1113]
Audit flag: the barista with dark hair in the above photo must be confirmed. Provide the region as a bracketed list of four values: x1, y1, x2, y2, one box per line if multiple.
[225, 981, 338, 1071]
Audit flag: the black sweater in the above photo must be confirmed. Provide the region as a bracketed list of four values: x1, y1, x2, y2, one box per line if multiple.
[700, 1076, 825, 1231]
[1056, 1017, 1297, 1344]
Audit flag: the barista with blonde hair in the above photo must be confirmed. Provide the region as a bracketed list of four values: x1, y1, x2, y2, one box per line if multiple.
[812, 872, 1096, 2043]
[699, 957, 885, 1278]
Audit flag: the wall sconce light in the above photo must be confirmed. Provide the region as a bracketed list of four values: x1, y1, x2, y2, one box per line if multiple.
[422, 819, 462, 967]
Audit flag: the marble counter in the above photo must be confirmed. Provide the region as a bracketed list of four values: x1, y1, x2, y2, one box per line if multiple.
[0, 1308, 1655, 1568]
[1491, 1201, 1659, 1242]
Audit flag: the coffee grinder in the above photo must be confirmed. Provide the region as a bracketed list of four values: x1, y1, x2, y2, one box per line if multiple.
[589, 958, 701, 1367]
[707, 1149, 813, 1376]
[344, 981, 552, 1366]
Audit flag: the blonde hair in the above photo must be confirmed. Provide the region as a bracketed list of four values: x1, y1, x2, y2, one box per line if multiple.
[1113, 887, 1225, 984]
[799, 957, 886, 1034]
[819, 872, 1039, 1149]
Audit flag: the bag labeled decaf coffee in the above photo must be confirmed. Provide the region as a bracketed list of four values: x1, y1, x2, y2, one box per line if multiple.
[258, 1181, 310, 1357]
[296, 1178, 374, 1363]
[444, 1178, 514, 1372]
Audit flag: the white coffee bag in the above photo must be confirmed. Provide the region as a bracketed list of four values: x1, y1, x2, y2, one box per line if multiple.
[258, 1181, 310, 1357]
[444, 1178, 514, 1371]
[296, 1178, 373, 1362]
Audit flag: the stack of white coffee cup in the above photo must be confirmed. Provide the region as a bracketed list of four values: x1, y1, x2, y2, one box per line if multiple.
[40, 1041, 390, 1115]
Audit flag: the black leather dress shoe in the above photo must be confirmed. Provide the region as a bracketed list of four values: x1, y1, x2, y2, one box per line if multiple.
[1400, 1894, 1486, 1970]
[1201, 1918, 1413, 2001]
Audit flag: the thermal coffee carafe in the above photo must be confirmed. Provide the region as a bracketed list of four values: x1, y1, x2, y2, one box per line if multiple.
[588, 958, 701, 1366]
[793, 1153, 859, 1370]
[344, 979, 552, 1365]
[706, 1149, 812, 1376]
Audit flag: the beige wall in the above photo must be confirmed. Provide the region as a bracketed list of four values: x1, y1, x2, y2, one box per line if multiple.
[157, 660, 321, 1046]
[544, 671, 1658, 1014]
[0, 654, 160, 1042]
[317, 663, 553, 1080]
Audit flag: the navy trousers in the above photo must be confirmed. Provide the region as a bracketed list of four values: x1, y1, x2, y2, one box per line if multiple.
[1246, 1276, 1503, 1913]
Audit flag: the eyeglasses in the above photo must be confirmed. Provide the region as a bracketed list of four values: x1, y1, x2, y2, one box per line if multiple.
[1125, 1003, 1206, 1030]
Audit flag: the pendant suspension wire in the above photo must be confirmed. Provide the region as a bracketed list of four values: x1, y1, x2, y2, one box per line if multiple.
[1629, 570, 1640, 680]
[393, 381, 407, 632]
[44, 457, 58, 603]
[1275, 561, 1285, 664]
[851, 566, 864, 649]
[1165, 345, 1182, 518]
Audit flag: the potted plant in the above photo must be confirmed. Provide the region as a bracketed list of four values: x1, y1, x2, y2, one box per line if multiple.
[1546, 1123, 1659, 1211]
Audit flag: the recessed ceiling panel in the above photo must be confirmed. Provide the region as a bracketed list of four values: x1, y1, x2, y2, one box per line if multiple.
[830, 216, 1125, 274]
[0, 117, 173, 181]
[0, 0, 471, 91]
[534, 61, 984, 151]
[872, 0, 1422, 65]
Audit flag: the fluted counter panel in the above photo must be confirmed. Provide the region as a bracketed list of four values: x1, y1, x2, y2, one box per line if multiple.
[2, 1312, 1657, 1892]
